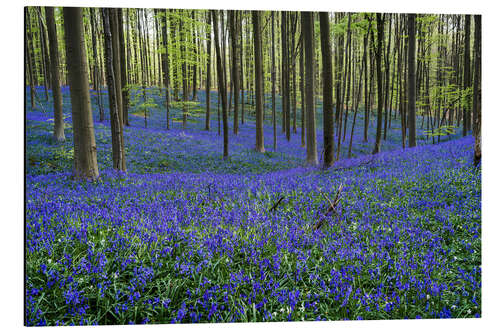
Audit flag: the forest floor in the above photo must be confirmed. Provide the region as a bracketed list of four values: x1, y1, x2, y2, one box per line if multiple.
[25, 86, 481, 325]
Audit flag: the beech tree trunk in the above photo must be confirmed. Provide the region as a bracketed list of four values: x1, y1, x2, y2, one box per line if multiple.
[161, 9, 171, 130]
[463, 15, 471, 136]
[229, 10, 240, 134]
[302, 11, 318, 166]
[372, 13, 384, 155]
[252, 10, 265, 153]
[205, 11, 211, 131]
[102, 8, 126, 172]
[407, 13, 417, 147]
[319, 12, 334, 168]
[473, 15, 481, 166]
[63, 7, 99, 180]
[117, 9, 129, 126]
[45, 7, 65, 142]
[212, 10, 229, 159]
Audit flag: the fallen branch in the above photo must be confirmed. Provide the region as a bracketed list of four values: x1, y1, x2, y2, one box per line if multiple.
[313, 183, 344, 231]
[269, 196, 285, 212]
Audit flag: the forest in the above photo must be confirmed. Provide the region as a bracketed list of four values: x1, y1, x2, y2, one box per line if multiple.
[25, 7, 481, 326]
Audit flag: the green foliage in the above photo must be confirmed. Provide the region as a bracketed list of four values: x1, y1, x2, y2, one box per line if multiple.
[424, 125, 457, 137]
[129, 85, 159, 118]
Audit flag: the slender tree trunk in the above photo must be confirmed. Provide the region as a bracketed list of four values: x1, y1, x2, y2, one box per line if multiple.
[300, 34, 306, 148]
[407, 14, 417, 147]
[319, 12, 334, 168]
[191, 10, 198, 101]
[180, 12, 188, 129]
[117, 9, 129, 126]
[282, 11, 291, 141]
[45, 7, 65, 142]
[253, 10, 265, 152]
[363, 16, 371, 142]
[473, 15, 481, 166]
[271, 12, 277, 150]
[26, 8, 37, 109]
[90, 8, 104, 122]
[302, 11, 318, 166]
[37, 7, 50, 100]
[205, 11, 212, 131]
[212, 10, 229, 159]
[102, 8, 126, 172]
[63, 7, 99, 180]
[25, 8, 35, 110]
[109, 9, 123, 126]
[229, 10, 240, 134]
[161, 9, 171, 129]
[383, 14, 392, 140]
[372, 13, 384, 154]
[349, 29, 368, 158]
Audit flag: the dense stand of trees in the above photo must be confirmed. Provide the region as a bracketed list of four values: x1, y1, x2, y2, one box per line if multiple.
[25, 8, 482, 179]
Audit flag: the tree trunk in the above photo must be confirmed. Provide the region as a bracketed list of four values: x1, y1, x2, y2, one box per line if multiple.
[117, 9, 129, 126]
[229, 10, 240, 134]
[180, 12, 188, 129]
[383, 14, 392, 140]
[302, 11, 318, 166]
[161, 9, 171, 130]
[319, 12, 334, 168]
[212, 10, 229, 159]
[191, 10, 198, 101]
[253, 11, 265, 153]
[90, 8, 105, 122]
[205, 11, 212, 131]
[63, 7, 99, 180]
[300, 33, 306, 148]
[281, 11, 291, 141]
[372, 13, 384, 155]
[463, 15, 471, 136]
[407, 13, 417, 147]
[45, 7, 65, 142]
[473, 15, 481, 166]
[102, 8, 126, 172]
[271, 12, 277, 150]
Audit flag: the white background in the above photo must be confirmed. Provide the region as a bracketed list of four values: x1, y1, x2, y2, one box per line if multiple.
[1, 0, 498, 332]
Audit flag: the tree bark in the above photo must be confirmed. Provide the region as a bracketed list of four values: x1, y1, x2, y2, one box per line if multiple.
[63, 7, 99, 180]
[212, 10, 229, 159]
[372, 13, 384, 154]
[407, 13, 417, 147]
[473, 15, 481, 166]
[161, 9, 171, 130]
[319, 12, 334, 168]
[253, 10, 265, 153]
[117, 9, 129, 126]
[45, 7, 65, 142]
[463, 15, 471, 136]
[102, 8, 126, 172]
[271, 12, 277, 150]
[205, 11, 212, 131]
[302, 11, 318, 166]
[229, 10, 240, 134]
